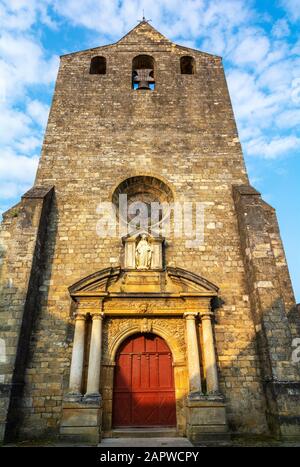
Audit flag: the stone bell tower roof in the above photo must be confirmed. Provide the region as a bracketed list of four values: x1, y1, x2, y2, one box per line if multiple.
[61, 20, 220, 59]
[116, 19, 172, 45]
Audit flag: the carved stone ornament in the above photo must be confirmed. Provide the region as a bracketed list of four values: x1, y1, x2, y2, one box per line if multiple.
[138, 303, 153, 314]
[140, 318, 152, 334]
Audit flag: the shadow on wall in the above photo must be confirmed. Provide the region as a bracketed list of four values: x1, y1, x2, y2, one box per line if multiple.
[215, 297, 300, 438]
[2, 190, 59, 442]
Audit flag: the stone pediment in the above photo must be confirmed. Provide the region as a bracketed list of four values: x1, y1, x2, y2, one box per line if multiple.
[69, 267, 122, 295]
[166, 267, 219, 294]
[117, 21, 172, 46]
[69, 266, 218, 298]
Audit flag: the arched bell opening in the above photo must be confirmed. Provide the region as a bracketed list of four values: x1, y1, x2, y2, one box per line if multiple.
[132, 55, 156, 90]
[180, 56, 195, 75]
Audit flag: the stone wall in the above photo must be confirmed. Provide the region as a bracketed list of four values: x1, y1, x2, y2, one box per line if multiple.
[233, 185, 300, 438]
[0, 187, 54, 441]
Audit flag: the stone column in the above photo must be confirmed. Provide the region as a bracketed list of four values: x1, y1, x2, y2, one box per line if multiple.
[201, 312, 219, 394]
[68, 313, 86, 396]
[184, 313, 202, 396]
[85, 313, 104, 400]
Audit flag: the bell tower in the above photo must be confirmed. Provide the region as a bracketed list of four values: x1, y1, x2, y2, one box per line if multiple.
[0, 21, 299, 445]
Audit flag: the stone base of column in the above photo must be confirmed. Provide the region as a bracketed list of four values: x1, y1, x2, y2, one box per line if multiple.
[83, 392, 102, 404]
[186, 395, 229, 445]
[63, 392, 83, 403]
[60, 398, 102, 445]
[188, 391, 204, 400]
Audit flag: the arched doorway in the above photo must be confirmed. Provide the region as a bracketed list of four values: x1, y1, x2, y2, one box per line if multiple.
[112, 333, 176, 427]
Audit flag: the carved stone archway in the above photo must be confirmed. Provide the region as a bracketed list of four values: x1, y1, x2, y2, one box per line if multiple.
[60, 267, 228, 443]
[108, 322, 185, 365]
[103, 320, 187, 434]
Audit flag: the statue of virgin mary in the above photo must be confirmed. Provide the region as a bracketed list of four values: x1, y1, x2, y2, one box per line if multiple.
[135, 234, 152, 269]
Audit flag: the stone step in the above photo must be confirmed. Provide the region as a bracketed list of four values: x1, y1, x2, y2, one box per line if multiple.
[110, 428, 178, 439]
[99, 437, 193, 447]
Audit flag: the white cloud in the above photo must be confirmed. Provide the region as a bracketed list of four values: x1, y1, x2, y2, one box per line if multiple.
[0, 32, 59, 99]
[280, 0, 300, 21]
[15, 136, 41, 153]
[0, 102, 45, 152]
[0, 107, 32, 145]
[246, 136, 300, 158]
[0, 149, 39, 183]
[232, 34, 270, 66]
[0, 181, 32, 200]
[224, 15, 300, 160]
[51, 0, 124, 36]
[0, 0, 57, 31]
[291, 40, 300, 55]
[258, 58, 300, 90]
[27, 100, 50, 128]
[276, 109, 300, 128]
[272, 18, 291, 38]
[0, 0, 37, 31]
[227, 70, 281, 122]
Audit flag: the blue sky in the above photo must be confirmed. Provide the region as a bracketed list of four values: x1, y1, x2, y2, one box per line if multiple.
[0, 0, 299, 301]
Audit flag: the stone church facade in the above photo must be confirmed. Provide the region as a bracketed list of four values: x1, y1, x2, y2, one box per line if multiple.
[0, 21, 300, 444]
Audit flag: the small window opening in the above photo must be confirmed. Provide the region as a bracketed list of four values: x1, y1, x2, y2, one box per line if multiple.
[132, 55, 155, 90]
[90, 56, 106, 75]
[180, 56, 195, 75]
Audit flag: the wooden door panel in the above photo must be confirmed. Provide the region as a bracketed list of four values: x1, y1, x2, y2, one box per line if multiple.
[158, 354, 173, 387]
[121, 339, 133, 353]
[156, 337, 170, 352]
[113, 334, 176, 427]
[132, 335, 145, 353]
[145, 336, 157, 352]
[149, 355, 159, 387]
[140, 354, 150, 388]
[132, 393, 158, 426]
[131, 355, 141, 388]
[158, 394, 177, 425]
[115, 354, 132, 389]
[113, 392, 131, 426]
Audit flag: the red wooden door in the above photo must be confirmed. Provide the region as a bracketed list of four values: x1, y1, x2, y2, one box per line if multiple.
[113, 334, 176, 427]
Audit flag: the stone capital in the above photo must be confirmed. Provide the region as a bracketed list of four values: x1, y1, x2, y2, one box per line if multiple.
[184, 312, 199, 320]
[200, 311, 214, 321]
[74, 313, 86, 322]
[90, 312, 105, 321]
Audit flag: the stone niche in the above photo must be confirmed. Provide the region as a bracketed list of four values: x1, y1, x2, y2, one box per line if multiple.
[123, 231, 164, 271]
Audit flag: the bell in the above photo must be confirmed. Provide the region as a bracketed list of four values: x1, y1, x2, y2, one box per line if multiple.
[138, 80, 150, 90]
[133, 68, 155, 90]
